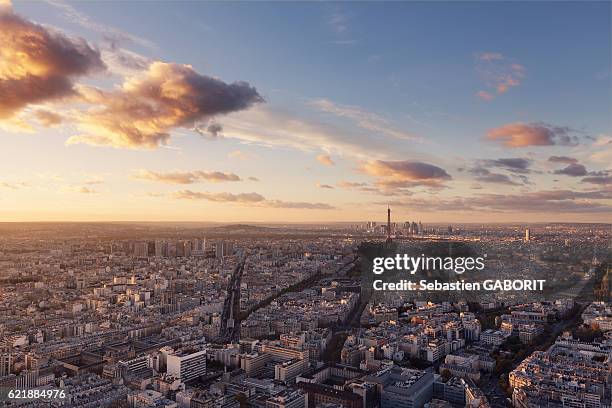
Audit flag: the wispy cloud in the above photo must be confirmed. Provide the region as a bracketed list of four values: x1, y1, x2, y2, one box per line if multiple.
[316, 183, 334, 189]
[133, 169, 242, 184]
[62, 185, 98, 194]
[312, 99, 422, 143]
[380, 189, 612, 214]
[228, 150, 254, 160]
[0, 181, 29, 189]
[44, 0, 156, 49]
[172, 189, 335, 209]
[475, 52, 526, 101]
[316, 154, 335, 166]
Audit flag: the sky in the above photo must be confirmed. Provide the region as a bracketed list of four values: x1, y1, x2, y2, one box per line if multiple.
[0, 0, 611, 223]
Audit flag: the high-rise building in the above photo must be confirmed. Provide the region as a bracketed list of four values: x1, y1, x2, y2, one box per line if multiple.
[0, 352, 12, 376]
[134, 242, 148, 258]
[386, 206, 392, 242]
[154, 240, 165, 257]
[525, 228, 530, 242]
[216, 241, 234, 258]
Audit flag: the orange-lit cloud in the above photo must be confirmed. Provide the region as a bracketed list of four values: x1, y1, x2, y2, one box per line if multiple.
[476, 91, 494, 101]
[361, 160, 451, 187]
[316, 154, 335, 166]
[0, 4, 104, 119]
[133, 169, 242, 184]
[172, 189, 335, 209]
[475, 52, 525, 101]
[316, 182, 334, 189]
[336, 180, 367, 188]
[34, 110, 63, 127]
[66, 62, 263, 149]
[174, 190, 265, 203]
[486, 122, 581, 148]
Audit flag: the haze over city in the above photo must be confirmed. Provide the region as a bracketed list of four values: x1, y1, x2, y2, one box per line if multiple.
[1, 0, 611, 223]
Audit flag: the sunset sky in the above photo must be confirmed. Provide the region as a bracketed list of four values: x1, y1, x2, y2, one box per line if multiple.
[1, 0, 611, 223]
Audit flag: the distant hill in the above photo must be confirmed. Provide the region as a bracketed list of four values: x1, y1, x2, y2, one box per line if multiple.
[208, 224, 275, 233]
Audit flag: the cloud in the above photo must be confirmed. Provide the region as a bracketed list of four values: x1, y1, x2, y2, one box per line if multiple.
[316, 183, 334, 189]
[228, 150, 252, 160]
[63, 185, 97, 194]
[327, 11, 348, 34]
[589, 135, 612, 164]
[316, 154, 335, 166]
[475, 52, 525, 100]
[312, 99, 421, 142]
[0, 5, 105, 119]
[66, 62, 263, 149]
[470, 169, 522, 186]
[44, 0, 155, 50]
[195, 121, 224, 140]
[381, 189, 612, 214]
[83, 178, 104, 185]
[486, 122, 582, 148]
[133, 169, 242, 184]
[478, 52, 503, 61]
[582, 173, 612, 185]
[476, 91, 494, 101]
[172, 189, 334, 209]
[100, 44, 151, 77]
[361, 160, 451, 187]
[220, 105, 428, 160]
[482, 158, 531, 173]
[553, 163, 588, 177]
[34, 110, 63, 127]
[548, 156, 578, 164]
[247, 176, 260, 182]
[264, 200, 335, 210]
[0, 181, 29, 189]
[337, 180, 368, 189]
[174, 190, 264, 202]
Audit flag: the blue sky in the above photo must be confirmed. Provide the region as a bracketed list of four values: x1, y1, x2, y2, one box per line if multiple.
[1, 1, 611, 222]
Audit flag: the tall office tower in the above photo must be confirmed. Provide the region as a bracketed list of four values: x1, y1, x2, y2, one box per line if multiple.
[386, 206, 392, 242]
[176, 241, 185, 257]
[418, 221, 423, 234]
[216, 242, 224, 258]
[167, 242, 177, 257]
[525, 228, 530, 242]
[166, 350, 207, 382]
[224, 241, 234, 256]
[134, 242, 148, 258]
[155, 240, 164, 257]
[0, 352, 12, 376]
[184, 240, 192, 257]
[147, 241, 156, 256]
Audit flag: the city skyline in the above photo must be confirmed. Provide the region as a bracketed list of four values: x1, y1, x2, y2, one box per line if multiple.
[1, 0, 611, 223]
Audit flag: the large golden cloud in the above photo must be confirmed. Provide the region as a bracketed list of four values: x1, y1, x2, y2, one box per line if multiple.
[0, 4, 104, 118]
[362, 160, 451, 182]
[67, 62, 263, 149]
